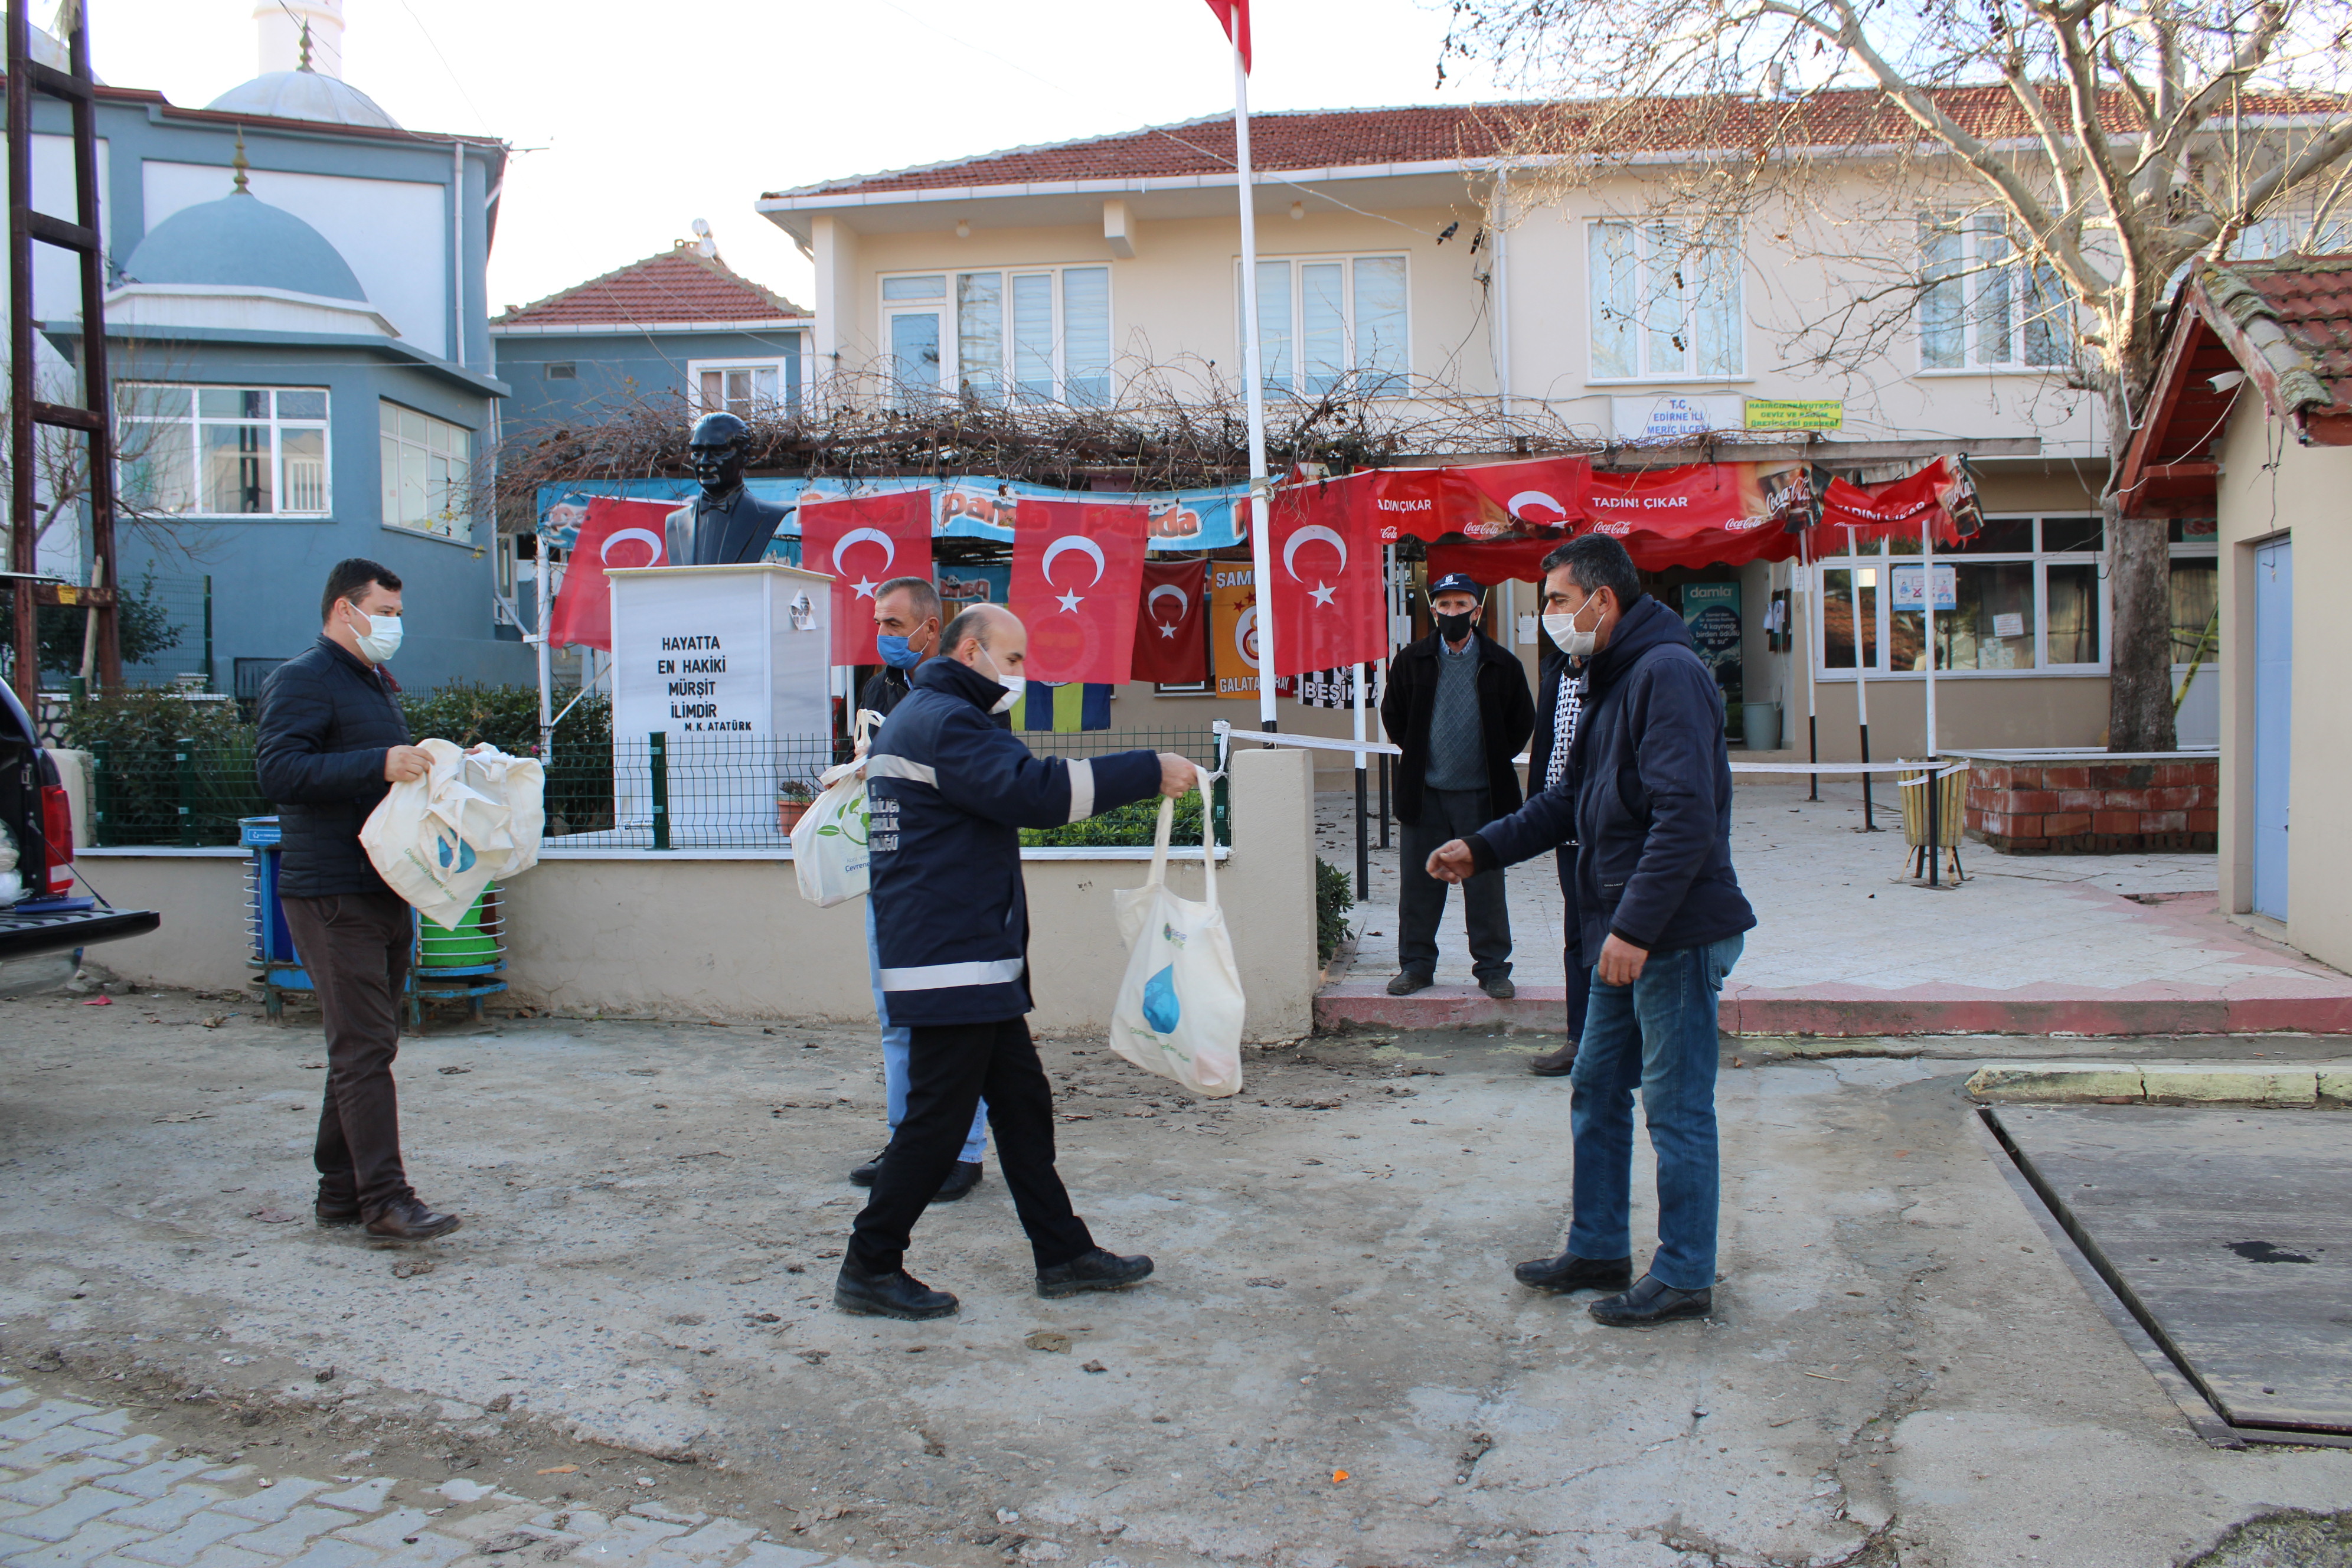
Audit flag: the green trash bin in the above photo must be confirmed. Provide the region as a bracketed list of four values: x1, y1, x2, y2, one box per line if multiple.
[417, 885, 501, 969]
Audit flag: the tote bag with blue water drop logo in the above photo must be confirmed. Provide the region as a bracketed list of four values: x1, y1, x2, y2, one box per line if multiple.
[1108, 776, 1244, 1098]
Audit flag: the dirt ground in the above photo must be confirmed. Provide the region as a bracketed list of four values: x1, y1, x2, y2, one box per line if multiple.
[1, 983, 2347, 1567]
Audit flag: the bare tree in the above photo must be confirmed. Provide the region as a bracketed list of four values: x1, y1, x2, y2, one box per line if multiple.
[1445, 0, 2352, 749]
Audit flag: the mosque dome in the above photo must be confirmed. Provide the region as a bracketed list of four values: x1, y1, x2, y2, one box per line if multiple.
[121, 187, 367, 303]
[203, 68, 398, 130]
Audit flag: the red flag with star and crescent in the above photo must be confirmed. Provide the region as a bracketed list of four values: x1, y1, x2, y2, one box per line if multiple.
[1131, 558, 1208, 684]
[545, 496, 675, 652]
[801, 491, 934, 665]
[1266, 476, 1387, 677]
[1010, 498, 1151, 685]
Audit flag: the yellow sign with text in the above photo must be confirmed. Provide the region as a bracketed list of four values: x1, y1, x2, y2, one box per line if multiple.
[1744, 398, 1844, 431]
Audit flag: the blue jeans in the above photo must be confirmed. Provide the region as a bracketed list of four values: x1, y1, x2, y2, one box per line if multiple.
[1567, 934, 1742, 1291]
[867, 902, 988, 1163]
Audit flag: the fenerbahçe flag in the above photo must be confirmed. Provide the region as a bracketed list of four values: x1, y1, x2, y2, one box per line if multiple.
[1010, 497, 1150, 685]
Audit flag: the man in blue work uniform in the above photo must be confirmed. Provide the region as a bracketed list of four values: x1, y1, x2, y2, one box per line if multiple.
[838, 602, 1198, 1320]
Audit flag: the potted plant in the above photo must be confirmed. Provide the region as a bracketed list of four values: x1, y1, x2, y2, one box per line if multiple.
[776, 778, 816, 834]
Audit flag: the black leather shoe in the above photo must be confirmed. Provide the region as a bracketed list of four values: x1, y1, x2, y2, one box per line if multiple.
[850, 1146, 892, 1187]
[1527, 1042, 1579, 1076]
[834, 1263, 958, 1320]
[1035, 1248, 1154, 1298]
[1513, 1252, 1631, 1292]
[1386, 972, 1433, 996]
[363, 1197, 461, 1242]
[1589, 1273, 1712, 1327]
[932, 1161, 984, 1203]
[1481, 976, 1517, 1000]
[314, 1200, 362, 1227]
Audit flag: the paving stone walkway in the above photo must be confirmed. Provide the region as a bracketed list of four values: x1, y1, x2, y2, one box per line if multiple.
[0, 1383, 867, 1568]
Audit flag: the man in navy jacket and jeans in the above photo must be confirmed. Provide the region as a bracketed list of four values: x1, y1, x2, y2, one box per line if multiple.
[1429, 535, 1754, 1326]
[839, 603, 1197, 1321]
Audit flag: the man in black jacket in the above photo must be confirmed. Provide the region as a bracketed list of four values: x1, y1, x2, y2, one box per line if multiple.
[254, 559, 459, 1243]
[1429, 536, 1754, 1327]
[1377, 573, 1534, 999]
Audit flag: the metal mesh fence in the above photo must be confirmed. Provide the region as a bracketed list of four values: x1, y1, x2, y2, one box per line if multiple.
[82, 728, 1231, 851]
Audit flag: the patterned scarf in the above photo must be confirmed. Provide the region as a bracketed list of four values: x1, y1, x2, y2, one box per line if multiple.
[1544, 664, 1586, 790]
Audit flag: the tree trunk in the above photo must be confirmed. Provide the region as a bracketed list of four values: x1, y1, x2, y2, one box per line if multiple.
[2106, 499, 2176, 752]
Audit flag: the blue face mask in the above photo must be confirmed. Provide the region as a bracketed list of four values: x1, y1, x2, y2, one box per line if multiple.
[876, 633, 923, 670]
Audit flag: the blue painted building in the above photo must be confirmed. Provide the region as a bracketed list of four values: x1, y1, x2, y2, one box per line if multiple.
[21, 10, 528, 696]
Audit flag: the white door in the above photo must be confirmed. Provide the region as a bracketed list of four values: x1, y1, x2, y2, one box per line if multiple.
[2252, 539, 2292, 921]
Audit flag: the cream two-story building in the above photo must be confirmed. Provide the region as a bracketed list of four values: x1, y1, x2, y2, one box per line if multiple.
[757, 95, 2232, 760]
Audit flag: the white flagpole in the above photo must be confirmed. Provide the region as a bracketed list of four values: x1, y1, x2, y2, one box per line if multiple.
[1922, 518, 1939, 757]
[1232, 37, 1278, 731]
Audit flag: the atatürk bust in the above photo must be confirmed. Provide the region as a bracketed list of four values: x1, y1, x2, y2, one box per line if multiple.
[664, 411, 791, 566]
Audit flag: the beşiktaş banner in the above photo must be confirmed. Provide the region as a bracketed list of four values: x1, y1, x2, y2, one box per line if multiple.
[536, 476, 1252, 556]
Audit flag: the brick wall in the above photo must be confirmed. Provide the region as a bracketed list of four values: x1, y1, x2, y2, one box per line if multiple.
[1964, 758, 2218, 854]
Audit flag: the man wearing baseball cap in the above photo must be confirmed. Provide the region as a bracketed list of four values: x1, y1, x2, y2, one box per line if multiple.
[1376, 572, 1534, 998]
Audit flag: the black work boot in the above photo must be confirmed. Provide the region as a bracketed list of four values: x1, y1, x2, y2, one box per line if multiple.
[931, 1161, 984, 1203]
[1513, 1252, 1632, 1293]
[834, 1262, 958, 1321]
[1589, 1273, 1713, 1327]
[1035, 1249, 1154, 1298]
[849, 1146, 892, 1187]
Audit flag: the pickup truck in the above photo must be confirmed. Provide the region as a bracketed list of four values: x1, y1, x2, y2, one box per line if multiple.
[0, 680, 159, 961]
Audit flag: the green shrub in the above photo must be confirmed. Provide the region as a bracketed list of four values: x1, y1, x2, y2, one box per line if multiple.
[398, 682, 611, 757]
[1020, 789, 1204, 848]
[60, 687, 261, 845]
[1316, 857, 1355, 966]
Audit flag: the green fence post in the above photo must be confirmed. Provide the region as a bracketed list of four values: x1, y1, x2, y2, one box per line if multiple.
[175, 737, 196, 848]
[89, 741, 109, 848]
[649, 731, 669, 851]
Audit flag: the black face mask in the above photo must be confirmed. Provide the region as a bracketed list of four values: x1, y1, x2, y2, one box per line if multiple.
[1435, 610, 1476, 643]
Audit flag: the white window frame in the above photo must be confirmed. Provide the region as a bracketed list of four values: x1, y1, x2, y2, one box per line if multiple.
[1237, 251, 1413, 397]
[688, 352, 802, 419]
[876, 266, 1115, 406]
[1584, 220, 1746, 384]
[1810, 514, 2109, 680]
[115, 381, 332, 518]
[1916, 214, 2073, 374]
[378, 399, 476, 543]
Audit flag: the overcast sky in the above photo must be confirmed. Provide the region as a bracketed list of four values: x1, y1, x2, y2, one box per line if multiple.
[86, 0, 1509, 316]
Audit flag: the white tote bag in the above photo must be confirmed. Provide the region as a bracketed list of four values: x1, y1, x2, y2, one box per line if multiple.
[360, 739, 546, 931]
[792, 754, 871, 907]
[1108, 781, 1245, 1098]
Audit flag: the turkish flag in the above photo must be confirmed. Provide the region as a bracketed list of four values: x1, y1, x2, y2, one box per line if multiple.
[801, 491, 933, 664]
[1131, 558, 1208, 684]
[1010, 498, 1150, 685]
[545, 497, 673, 652]
[1265, 479, 1386, 676]
[1453, 456, 1592, 531]
[1203, 0, 1250, 69]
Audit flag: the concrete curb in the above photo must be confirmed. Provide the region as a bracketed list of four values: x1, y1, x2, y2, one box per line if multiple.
[1964, 1061, 2352, 1105]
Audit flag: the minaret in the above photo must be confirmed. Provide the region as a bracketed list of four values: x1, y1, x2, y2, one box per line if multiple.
[251, 0, 345, 79]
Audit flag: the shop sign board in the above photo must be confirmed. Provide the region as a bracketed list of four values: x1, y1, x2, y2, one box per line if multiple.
[1611, 394, 1745, 443]
[1745, 398, 1845, 430]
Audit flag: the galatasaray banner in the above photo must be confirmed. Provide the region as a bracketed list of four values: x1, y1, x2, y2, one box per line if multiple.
[1010, 498, 1151, 686]
[800, 490, 933, 665]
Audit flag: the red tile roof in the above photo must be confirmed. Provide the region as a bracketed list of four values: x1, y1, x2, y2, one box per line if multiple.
[2239, 256, 2352, 407]
[494, 246, 807, 329]
[770, 87, 2341, 200]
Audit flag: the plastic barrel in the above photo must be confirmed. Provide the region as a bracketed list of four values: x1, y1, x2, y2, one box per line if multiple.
[418, 886, 500, 968]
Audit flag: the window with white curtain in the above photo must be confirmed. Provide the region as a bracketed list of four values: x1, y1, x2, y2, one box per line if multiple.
[378, 401, 474, 541]
[878, 266, 1112, 406]
[115, 383, 330, 517]
[1587, 221, 1743, 381]
[1918, 214, 2072, 370]
[1242, 254, 1410, 396]
[690, 348, 802, 419]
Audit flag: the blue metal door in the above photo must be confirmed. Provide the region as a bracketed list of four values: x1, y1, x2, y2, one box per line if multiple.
[2252, 539, 2293, 920]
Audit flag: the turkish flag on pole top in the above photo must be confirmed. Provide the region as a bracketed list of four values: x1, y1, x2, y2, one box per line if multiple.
[801, 491, 933, 665]
[1203, 0, 1251, 69]
[544, 497, 674, 652]
[1010, 498, 1151, 685]
[1131, 558, 1208, 684]
[1265, 480, 1386, 677]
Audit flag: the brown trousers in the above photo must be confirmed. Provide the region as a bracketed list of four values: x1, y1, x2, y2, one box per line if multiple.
[280, 889, 414, 1217]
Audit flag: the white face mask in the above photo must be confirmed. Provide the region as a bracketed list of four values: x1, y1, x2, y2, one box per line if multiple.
[347, 603, 404, 664]
[976, 645, 1024, 716]
[1544, 593, 1605, 658]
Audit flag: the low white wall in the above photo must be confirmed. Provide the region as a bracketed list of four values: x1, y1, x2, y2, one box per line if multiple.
[74, 746, 1319, 1041]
